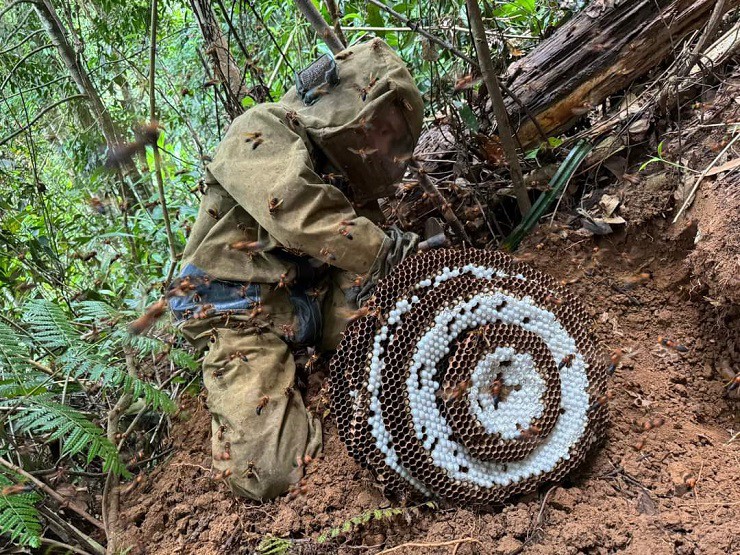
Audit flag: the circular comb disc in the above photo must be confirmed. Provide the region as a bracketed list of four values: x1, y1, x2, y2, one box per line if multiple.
[330, 249, 609, 505]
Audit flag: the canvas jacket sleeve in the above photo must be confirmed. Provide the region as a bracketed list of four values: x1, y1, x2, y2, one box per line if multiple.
[207, 104, 389, 275]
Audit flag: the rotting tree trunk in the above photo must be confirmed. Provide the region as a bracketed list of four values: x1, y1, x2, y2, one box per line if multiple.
[502, 0, 740, 148]
[32, 0, 148, 200]
[189, 0, 247, 120]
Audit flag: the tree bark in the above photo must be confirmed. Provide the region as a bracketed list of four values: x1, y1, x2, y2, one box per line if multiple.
[502, 0, 740, 147]
[31, 0, 148, 199]
[189, 0, 247, 120]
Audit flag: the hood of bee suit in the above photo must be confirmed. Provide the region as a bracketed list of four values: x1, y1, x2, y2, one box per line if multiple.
[279, 38, 424, 203]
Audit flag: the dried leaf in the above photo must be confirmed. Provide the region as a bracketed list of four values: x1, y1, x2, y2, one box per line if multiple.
[599, 194, 621, 217]
[478, 134, 506, 166]
[637, 491, 658, 515]
[704, 157, 740, 176]
[580, 218, 613, 236]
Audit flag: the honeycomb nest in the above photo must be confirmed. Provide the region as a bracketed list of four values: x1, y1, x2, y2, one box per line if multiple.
[330, 249, 609, 505]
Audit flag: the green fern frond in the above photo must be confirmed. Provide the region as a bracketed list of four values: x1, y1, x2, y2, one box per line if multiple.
[57, 348, 176, 412]
[257, 536, 293, 555]
[122, 332, 167, 355]
[8, 396, 130, 477]
[169, 348, 199, 372]
[0, 322, 31, 375]
[0, 377, 49, 398]
[23, 299, 78, 350]
[0, 474, 42, 548]
[58, 349, 175, 413]
[75, 300, 119, 323]
[120, 375, 176, 413]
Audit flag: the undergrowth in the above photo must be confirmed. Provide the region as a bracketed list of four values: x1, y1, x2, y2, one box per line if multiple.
[0, 298, 192, 547]
[256, 501, 438, 554]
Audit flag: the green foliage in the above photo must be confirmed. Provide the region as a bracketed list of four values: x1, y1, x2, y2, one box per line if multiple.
[12, 396, 129, 477]
[639, 140, 698, 173]
[503, 140, 593, 251]
[0, 474, 42, 548]
[317, 501, 437, 544]
[257, 535, 293, 555]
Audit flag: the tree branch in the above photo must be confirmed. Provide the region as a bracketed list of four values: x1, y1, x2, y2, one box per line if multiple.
[0, 94, 88, 147]
[0, 43, 55, 92]
[0, 455, 105, 532]
[0, 0, 32, 21]
[0, 28, 44, 55]
[323, 0, 347, 47]
[366, 0, 547, 142]
[102, 352, 137, 554]
[409, 160, 472, 245]
[658, 0, 729, 111]
[148, 0, 178, 284]
[466, 0, 530, 217]
[366, 0, 477, 65]
[293, 0, 345, 54]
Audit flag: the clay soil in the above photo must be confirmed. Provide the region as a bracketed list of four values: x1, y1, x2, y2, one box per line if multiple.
[118, 94, 740, 555]
[116, 226, 739, 555]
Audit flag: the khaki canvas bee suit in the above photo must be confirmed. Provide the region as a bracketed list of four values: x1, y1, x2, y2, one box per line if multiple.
[169, 38, 423, 500]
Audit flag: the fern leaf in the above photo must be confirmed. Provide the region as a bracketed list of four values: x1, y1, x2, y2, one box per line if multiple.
[0, 323, 31, 376]
[7, 396, 130, 478]
[23, 300, 78, 350]
[0, 474, 42, 548]
[75, 300, 118, 323]
[169, 348, 199, 372]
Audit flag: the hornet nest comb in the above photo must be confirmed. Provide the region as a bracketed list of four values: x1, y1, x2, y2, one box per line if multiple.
[330, 249, 609, 505]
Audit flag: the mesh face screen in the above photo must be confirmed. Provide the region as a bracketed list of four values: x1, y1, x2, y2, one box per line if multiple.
[330, 249, 609, 505]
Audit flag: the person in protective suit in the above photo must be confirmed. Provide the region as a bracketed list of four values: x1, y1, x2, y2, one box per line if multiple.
[169, 38, 424, 500]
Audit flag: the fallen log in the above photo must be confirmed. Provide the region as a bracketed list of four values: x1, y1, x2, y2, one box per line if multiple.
[502, 0, 740, 148]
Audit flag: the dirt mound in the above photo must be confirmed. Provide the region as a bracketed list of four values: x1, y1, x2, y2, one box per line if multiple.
[118, 224, 739, 554]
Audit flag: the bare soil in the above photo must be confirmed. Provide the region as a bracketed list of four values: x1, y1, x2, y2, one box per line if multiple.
[117, 218, 740, 554]
[118, 79, 740, 555]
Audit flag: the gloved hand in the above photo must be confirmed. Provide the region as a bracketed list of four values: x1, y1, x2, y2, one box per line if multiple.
[347, 226, 419, 307]
[418, 232, 449, 251]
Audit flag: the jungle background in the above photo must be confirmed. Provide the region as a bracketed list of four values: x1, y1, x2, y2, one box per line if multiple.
[1, 0, 739, 553]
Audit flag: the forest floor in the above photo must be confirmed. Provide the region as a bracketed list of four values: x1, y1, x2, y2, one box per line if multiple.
[117, 81, 740, 554]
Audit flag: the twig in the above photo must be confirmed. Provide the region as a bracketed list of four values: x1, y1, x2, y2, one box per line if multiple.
[213, 0, 273, 102]
[39, 537, 96, 555]
[0, 456, 104, 531]
[367, 0, 476, 65]
[409, 161, 472, 245]
[102, 352, 137, 553]
[0, 0, 33, 22]
[377, 538, 482, 554]
[466, 0, 530, 217]
[268, 27, 297, 88]
[148, 0, 177, 284]
[693, 460, 705, 523]
[0, 43, 55, 92]
[0, 28, 44, 56]
[658, 0, 728, 110]
[366, 0, 546, 142]
[293, 0, 345, 54]
[526, 485, 556, 543]
[323, 0, 347, 47]
[0, 94, 88, 147]
[672, 131, 740, 222]
[37, 506, 105, 555]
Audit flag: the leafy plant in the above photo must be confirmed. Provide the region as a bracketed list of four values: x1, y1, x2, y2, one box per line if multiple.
[257, 535, 293, 555]
[0, 298, 178, 545]
[503, 140, 593, 251]
[317, 501, 438, 544]
[639, 140, 699, 173]
[0, 474, 42, 548]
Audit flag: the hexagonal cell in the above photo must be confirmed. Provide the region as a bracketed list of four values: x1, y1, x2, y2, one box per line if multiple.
[329, 248, 610, 506]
